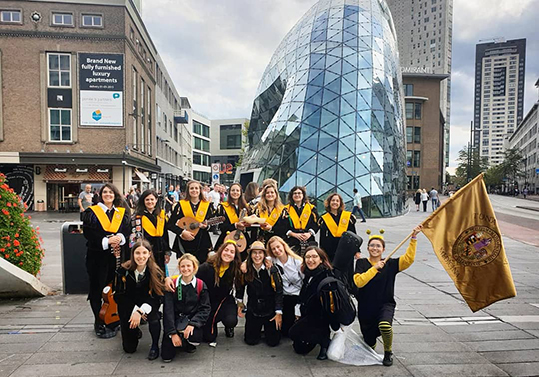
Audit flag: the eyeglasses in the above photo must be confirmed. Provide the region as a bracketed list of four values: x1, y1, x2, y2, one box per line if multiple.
[304, 255, 320, 260]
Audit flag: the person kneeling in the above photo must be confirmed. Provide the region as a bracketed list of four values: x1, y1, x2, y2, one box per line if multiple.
[161, 254, 211, 362]
[353, 225, 422, 366]
[236, 241, 283, 347]
[114, 240, 164, 360]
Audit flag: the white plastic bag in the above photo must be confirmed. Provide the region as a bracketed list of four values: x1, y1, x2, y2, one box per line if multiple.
[328, 325, 383, 366]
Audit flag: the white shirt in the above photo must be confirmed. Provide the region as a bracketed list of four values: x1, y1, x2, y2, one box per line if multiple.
[208, 190, 221, 209]
[273, 256, 303, 296]
[134, 267, 146, 282]
[353, 192, 362, 208]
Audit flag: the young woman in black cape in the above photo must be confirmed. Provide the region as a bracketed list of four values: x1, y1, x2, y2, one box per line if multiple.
[82, 183, 131, 339]
[214, 183, 250, 257]
[282, 186, 319, 255]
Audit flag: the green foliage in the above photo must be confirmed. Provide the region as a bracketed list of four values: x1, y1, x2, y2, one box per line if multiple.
[484, 164, 505, 188]
[0, 173, 44, 275]
[500, 147, 523, 183]
[454, 144, 489, 186]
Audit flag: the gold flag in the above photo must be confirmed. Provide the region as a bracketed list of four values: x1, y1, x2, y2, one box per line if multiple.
[421, 173, 516, 312]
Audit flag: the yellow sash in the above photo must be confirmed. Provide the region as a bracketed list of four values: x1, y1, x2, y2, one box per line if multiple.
[180, 200, 210, 222]
[322, 211, 351, 238]
[222, 203, 239, 224]
[259, 205, 283, 227]
[89, 205, 125, 233]
[141, 210, 166, 237]
[285, 203, 313, 230]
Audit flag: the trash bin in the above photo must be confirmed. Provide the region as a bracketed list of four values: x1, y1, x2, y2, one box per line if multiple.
[61, 221, 88, 294]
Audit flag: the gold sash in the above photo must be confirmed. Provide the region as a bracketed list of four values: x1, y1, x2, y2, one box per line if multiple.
[259, 205, 283, 227]
[222, 203, 239, 224]
[142, 210, 166, 237]
[285, 203, 313, 230]
[89, 205, 125, 233]
[180, 200, 210, 222]
[322, 211, 351, 237]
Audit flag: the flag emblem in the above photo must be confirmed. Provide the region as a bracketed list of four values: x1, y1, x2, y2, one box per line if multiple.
[452, 226, 502, 267]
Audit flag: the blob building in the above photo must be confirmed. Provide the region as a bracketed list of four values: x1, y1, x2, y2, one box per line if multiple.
[236, 0, 407, 217]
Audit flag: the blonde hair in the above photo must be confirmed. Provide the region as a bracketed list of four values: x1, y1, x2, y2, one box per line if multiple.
[267, 236, 302, 262]
[258, 184, 283, 214]
[178, 253, 199, 275]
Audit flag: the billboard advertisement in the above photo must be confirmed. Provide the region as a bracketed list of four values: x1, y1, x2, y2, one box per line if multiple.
[79, 53, 123, 127]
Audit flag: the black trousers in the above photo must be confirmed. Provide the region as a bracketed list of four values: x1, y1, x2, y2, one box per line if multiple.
[202, 296, 238, 343]
[161, 327, 203, 361]
[359, 304, 395, 347]
[86, 253, 115, 323]
[118, 303, 161, 353]
[422, 201, 428, 212]
[282, 295, 299, 337]
[244, 312, 281, 347]
[289, 315, 330, 354]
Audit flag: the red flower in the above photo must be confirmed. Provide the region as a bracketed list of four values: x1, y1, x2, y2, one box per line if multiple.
[6, 202, 11, 207]
[4, 254, 9, 259]
[19, 262, 23, 266]
[1, 209, 9, 215]
[15, 233, 19, 238]
[28, 216, 32, 219]
[13, 240, 20, 246]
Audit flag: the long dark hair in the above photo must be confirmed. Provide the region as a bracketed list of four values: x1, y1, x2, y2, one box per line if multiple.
[226, 183, 248, 212]
[207, 242, 242, 287]
[135, 189, 162, 216]
[244, 182, 259, 203]
[243, 246, 268, 283]
[287, 186, 309, 206]
[99, 183, 130, 215]
[122, 239, 165, 296]
[301, 246, 332, 273]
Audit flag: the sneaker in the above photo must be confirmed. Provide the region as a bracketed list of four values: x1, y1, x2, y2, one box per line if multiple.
[383, 351, 393, 366]
[316, 347, 328, 360]
[94, 323, 105, 338]
[209, 342, 217, 347]
[98, 326, 117, 339]
[225, 327, 234, 338]
[162, 359, 172, 363]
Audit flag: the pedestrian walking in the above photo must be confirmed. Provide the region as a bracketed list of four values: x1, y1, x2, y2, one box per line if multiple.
[352, 188, 367, 222]
[429, 187, 439, 211]
[421, 189, 429, 212]
[414, 189, 422, 211]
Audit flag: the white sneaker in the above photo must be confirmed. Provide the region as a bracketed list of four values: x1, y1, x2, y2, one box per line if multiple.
[209, 342, 217, 347]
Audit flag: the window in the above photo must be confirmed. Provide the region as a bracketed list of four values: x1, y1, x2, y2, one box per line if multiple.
[193, 152, 210, 166]
[413, 127, 421, 143]
[193, 120, 210, 137]
[194, 137, 210, 152]
[82, 13, 102, 27]
[220, 124, 242, 149]
[48, 53, 71, 87]
[413, 151, 421, 167]
[140, 78, 145, 153]
[132, 67, 138, 147]
[49, 109, 71, 142]
[414, 103, 422, 119]
[52, 12, 73, 26]
[406, 103, 414, 120]
[147, 87, 152, 156]
[1, 9, 21, 23]
[404, 84, 414, 96]
[406, 127, 413, 143]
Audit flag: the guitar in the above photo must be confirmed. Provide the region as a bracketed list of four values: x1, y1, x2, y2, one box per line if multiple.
[176, 216, 225, 237]
[224, 209, 248, 252]
[99, 242, 121, 326]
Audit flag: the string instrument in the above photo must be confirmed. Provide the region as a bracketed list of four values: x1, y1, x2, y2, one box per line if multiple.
[99, 242, 121, 326]
[176, 216, 225, 236]
[224, 208, 248, 252]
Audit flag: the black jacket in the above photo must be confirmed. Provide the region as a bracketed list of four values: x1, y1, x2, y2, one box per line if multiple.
[282, 203, 319, 252]
[318, 211, 356, 261]
[197, 262, 237, 311]
[236, 266, 284, 318]
[299, 267, 334, 323]
[113, 267, 162, 314]
[163, 277, 211, 336]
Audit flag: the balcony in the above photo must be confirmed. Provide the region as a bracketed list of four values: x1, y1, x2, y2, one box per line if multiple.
[174, 110, 189, 124]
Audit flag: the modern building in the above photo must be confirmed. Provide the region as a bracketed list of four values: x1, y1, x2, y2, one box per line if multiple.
[403, 73, 448, 193]
[473, 38, 526, 166]
[210, 118, 248, 187]
[236, 0, 407, 217]
[387, 0, 453, 177]
[0, 0, 190, 210]
[182, 100, 212, 184]
[154, 56, 191, 193]
[508, 78, 538, 194]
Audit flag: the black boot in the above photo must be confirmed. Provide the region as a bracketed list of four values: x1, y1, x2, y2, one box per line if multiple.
[148, 347, 159, 360]
[317, 347, 328, 360]
[94, 322, 105, 338]
[225, 327, 234, 338]
[383, 351, 393, 366]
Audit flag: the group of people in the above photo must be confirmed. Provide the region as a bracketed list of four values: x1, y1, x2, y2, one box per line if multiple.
[81, 179, 421, 367]
[413, 187, 440, 212]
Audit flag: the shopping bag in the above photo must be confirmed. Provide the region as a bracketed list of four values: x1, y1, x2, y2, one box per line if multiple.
[328, 325, 383, 366]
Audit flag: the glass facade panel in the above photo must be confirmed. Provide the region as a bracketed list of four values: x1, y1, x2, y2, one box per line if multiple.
[236, 0, 407, 217]
[220, 124, 242, 149]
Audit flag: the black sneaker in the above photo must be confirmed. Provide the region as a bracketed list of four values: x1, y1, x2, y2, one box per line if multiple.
[383, 351, 393, 366]
[317, 347, 328, 360]
[98, 326, 117, 339]
[225, 327, 234, 338]
[94, 323, 105, 338]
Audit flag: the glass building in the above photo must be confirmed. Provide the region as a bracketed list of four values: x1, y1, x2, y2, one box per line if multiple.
[236, 0, 407, 217]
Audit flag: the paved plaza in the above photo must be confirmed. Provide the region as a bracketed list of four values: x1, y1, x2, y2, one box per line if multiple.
[1, 195, 538, 377]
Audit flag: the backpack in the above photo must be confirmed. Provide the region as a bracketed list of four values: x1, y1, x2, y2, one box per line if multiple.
[173, 276, 203, 301]
[317, 275, 356, 330]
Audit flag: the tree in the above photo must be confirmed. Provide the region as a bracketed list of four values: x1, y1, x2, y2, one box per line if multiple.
[484, 164, 505, 191]
[454, 144, 489, 186]
[0, 173, 44, 275]
[500, 147, 523, 185]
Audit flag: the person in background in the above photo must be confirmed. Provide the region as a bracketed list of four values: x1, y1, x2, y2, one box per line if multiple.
[78, 184, 94, 220]
[175, 185, 181, 202]
[414, 189, 422, 211]
[429, 187, 439, 211]
[352, 188, 367, 222]
[318, 193, 357, 261]
[164, 185, 175, 215]
[202, 185, 211, 201]
[244, 182, 259, 205]
[208, 185, 222, 235]
[127, 187, 137, 209]
[91, 188, 100, 205]
[421, 189, 429, 212]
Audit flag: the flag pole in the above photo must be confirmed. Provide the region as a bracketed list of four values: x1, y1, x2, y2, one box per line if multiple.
[382, 173, 486, 262]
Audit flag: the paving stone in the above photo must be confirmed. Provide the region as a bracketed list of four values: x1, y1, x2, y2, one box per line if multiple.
[439, 323, 517, 333]
[480, 350, 539, 363]
[392, 341, 472, 353]
[406, 364, 508, 377]
[310, 365, 412, 377]
[25, 350, 123, 365]
[465, 339, 539, 352]
[451, 330, 535, 342]
[0, 333, 55, 345]
[0, 343, 43, 354]
[10, 362, 118, 376]
[397, 351, 489, 365]
[38, 339, 122, 352]
[497, 362, 539, 377]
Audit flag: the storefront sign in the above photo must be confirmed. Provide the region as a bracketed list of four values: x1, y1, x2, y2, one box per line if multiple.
[79, 53, 123, 127]
[0, 165, 34, 210]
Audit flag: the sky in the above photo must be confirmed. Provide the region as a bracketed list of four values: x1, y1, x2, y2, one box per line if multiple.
[142, 0, 539, 172]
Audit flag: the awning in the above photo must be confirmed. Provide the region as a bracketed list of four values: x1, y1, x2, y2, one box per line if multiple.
[134, 170, 150, 183]
[43, 165, 111, 182]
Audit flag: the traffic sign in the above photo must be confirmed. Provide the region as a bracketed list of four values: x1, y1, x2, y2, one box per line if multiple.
[212, 173, 220, 184]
